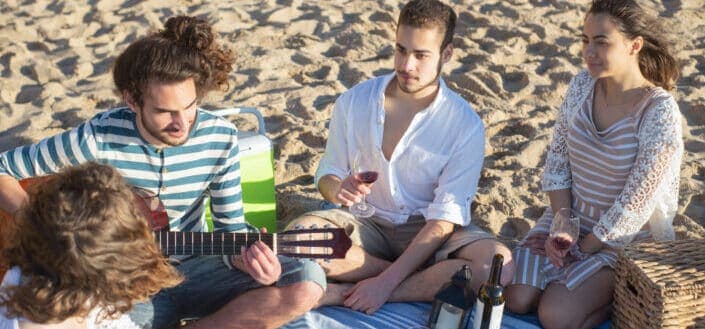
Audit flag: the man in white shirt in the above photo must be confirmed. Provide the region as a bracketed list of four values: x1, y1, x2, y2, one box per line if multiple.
[287, 0, 514, 314]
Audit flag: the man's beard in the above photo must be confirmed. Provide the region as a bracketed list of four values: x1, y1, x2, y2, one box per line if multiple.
[397, 58, 443, 94]
[141, 114, 191, 147]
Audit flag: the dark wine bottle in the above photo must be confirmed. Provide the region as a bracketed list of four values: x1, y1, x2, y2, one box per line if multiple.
[428, 265, 475, 329]
[473, 254, 505, 329]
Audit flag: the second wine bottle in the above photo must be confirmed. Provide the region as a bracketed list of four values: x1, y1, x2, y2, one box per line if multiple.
[473, 254, 505, 329]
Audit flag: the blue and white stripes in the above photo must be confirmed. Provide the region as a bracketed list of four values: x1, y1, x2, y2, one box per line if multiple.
[0, 107, 247, 233]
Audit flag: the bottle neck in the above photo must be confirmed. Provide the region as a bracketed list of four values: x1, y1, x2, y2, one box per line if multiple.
[488, 254, 504, 285]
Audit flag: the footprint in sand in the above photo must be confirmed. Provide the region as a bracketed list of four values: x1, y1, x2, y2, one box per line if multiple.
[681, 103, 705, 126]
[0, 121, 33, 151]
[684, 194, 705, 223]
[368, 11, 394, 24]
[305, 65, 332, 81]
[685, 139, 705, 153]
[90, 56, 115, 77]
[486, 26, 530, 42]
[15, 84, 42, 104]
[298, 131, 326, 149]
[264, 114, 290, 134]
[523, 205, 546, 220]
[334, 30, 363, 49]
[287, 149, 315, 165]
[500, 217, 533, 240]
[527, 41, 562, 57]
[57, 56, 78, 76]
[523, 22, 547, 39]
[502, 71, 530, 93]
[234, 68, 261, 89]
[0, 53, 14, 78]
[499, 120, 537, 139]
[285, 97, 311, 120]
[291, 53, 313, 66]
[313, 94, 336, 111]
[660, 0, 683, 18]
[449, 70, 502, 98]
[323, 44, 345, 58]
[548, 71, 574, 85]
[51, 108, 84, 130]
[479, 3, 520, 20]
[25, 41, 50, 52]
[19, 64, 38, 81]
[338, 63, 366, 89]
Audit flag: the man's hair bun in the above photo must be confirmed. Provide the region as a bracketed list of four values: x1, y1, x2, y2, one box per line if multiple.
[160, 16, 213, 52]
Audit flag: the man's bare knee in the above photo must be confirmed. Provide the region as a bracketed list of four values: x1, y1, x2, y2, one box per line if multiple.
[456, 239, 512, 262]
[455, 239, 515, 285]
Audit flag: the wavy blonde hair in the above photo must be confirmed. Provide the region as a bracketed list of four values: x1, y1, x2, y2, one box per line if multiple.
[0, 162, 182, 323]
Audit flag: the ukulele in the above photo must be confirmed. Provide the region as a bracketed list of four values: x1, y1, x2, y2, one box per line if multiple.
[131, 186, 351, 259]
[0, 176, 352, 278]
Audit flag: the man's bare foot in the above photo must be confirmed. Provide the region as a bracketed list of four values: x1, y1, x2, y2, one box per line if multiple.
[316, 283, 354, 307]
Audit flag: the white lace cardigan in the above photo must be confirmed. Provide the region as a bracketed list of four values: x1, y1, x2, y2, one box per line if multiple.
[541, 70, 683, 247]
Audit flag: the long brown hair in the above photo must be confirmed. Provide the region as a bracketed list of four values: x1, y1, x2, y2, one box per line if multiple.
[113, 16, 234, 105]
[0, 162, 182, 323]
[587, 0, 680, 90]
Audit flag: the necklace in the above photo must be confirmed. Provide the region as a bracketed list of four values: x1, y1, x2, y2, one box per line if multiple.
[600, 80, 651, 108]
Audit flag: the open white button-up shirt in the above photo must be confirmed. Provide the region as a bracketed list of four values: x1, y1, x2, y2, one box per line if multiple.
[315, 73, 485, 226]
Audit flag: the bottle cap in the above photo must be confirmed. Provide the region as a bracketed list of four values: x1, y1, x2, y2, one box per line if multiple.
[452, 264, 472, 285]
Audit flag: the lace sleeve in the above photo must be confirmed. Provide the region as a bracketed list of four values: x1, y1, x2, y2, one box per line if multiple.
[593, 96, 683, 247]
[542, 71, 593, 191]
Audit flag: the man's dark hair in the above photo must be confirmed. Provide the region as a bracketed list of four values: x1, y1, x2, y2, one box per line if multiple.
[113, 16, 234, 106]
[398, 0, 457, 51]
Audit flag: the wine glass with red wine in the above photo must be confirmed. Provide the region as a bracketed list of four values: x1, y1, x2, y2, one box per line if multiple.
[349, 151, 380, 218]
[132, 187, 169, 230]
[549, 208, 580, 257]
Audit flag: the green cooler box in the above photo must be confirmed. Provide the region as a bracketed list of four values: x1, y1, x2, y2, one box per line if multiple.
[204, 107, 276, 232]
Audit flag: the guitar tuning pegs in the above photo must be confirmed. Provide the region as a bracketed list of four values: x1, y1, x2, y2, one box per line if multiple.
[323, 224, 332, 228]
[309, 224, 318, 229]
[293, 224, 304, 230]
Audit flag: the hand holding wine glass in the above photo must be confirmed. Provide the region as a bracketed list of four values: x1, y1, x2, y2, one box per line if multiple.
[546, 208, 580, 268]
[348, 151, 381, 218]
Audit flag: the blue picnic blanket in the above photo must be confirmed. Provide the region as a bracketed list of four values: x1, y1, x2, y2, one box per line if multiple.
[282, 302, 611, 328]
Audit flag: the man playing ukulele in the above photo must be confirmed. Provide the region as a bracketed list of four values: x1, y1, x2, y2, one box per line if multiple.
[0, 16, 325, 329]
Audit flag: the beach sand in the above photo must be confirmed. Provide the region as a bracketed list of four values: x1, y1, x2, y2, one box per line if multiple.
[0, 0, 703, 246]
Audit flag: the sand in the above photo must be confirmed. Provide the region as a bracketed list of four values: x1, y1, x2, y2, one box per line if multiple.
[0, 0, 703, 246]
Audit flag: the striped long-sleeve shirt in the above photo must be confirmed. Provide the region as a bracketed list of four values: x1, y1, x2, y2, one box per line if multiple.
[0, 107, 248, 233]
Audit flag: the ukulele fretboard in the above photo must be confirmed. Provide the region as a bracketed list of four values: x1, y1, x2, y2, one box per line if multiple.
[154, 231, 275, 255]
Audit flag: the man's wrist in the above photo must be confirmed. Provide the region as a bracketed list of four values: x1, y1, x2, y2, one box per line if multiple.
[378, 268, 405, 288]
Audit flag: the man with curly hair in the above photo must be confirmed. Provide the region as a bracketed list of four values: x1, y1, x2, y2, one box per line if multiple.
[0, 16, 325, 329]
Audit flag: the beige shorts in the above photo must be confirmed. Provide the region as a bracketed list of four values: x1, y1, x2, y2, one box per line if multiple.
[302, 208, 495, 266]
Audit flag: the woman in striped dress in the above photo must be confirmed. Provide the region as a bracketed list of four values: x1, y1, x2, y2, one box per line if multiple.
[505, 1, 683, 328]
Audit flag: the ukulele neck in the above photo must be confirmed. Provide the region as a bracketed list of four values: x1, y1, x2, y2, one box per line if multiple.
[154, 231, 275, 256]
